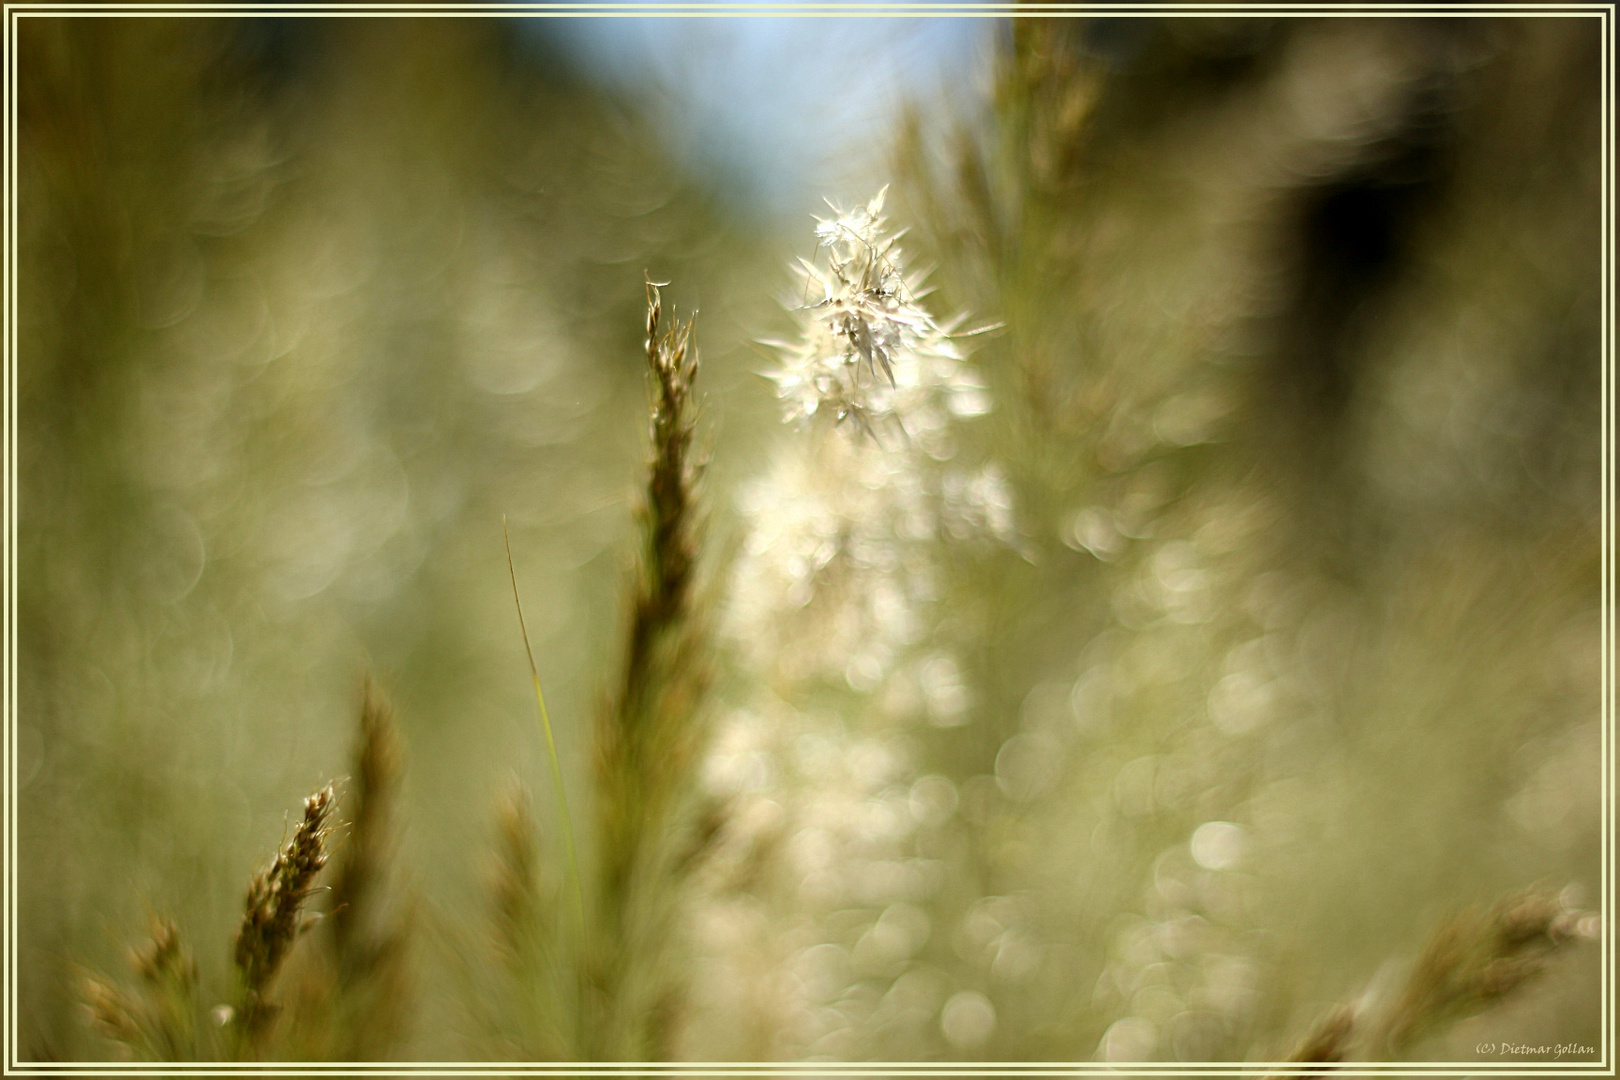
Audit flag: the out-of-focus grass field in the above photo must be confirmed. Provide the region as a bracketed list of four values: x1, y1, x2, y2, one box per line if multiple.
[12, 15, 1607, 1064]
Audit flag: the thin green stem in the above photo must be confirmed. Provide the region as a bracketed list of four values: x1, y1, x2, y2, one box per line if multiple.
[503, 516, 588, 943]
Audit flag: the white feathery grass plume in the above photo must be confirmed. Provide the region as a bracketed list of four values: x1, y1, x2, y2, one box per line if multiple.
[697, 191, 1016, 1057]
[765, 186, 990, 443]
[733, 188, 1010, 688]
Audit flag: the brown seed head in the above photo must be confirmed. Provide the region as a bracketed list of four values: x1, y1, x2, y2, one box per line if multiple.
[1381, 885, 1596, 1054]
[233, 785, 335, 1026]
[81, 975, 141, 1050]
[1287, 1005, 1355, 1065]
[130, 918, 193, 989]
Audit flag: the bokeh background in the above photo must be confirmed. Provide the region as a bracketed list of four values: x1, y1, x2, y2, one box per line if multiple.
[13, 13, 1607, 1063]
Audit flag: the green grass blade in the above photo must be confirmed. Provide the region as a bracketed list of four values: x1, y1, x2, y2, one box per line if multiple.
[503, 516, 587, 942]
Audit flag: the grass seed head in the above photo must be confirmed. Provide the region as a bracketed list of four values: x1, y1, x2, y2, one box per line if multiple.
[767, 186, 988, 436]
[1285, 1005, 1355, 1066]
[1378, 885, 1597, 1054]
[233, 785, 336, 1035]
[81, 975, 141, 1052]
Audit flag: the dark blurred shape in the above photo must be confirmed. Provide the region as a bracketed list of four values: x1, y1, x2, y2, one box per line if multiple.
[1286, 79, 1454, 422]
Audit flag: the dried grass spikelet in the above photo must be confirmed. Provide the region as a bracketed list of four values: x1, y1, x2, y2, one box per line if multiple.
[596, 276, 708, 910]
[1374, 885, 1597, 1055]
[492, 782, 548, 967]
[328, 680, 404, 965]
[894, 21, 1103, 433]
[80, 917, 201, 1061]
[127, 919, 200, 1059]
[1281, 1004, 1355, 1071]
[1275, 884, 1597, 1067]
[321, 679, 413, 1059]
[894, 19, 1099, 283]
[588, 275, 717, 1060]
[1000, 19, 1102, 191]
[484, 780, 569, 1060]
[81, 974, 143, 1056]
[232, 785, 336, 1044]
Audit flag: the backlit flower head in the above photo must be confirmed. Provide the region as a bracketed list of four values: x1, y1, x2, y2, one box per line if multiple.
[766, 187, 989, 434]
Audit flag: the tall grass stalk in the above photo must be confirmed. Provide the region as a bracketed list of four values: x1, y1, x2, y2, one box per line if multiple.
[484, 277, 715, 1061]
[328, 683, 406, 967]
[585, 276, 714, 1060]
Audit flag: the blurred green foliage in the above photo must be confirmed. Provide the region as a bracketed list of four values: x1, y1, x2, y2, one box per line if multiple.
[12, 14, 1606, 1064]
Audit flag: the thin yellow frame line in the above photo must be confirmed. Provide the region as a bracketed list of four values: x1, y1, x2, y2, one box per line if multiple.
[2, 8, 1615, 21]
[1600, 5, 1610, 1072]
[9, 1070, 1620, 1075]
[13, 1060, 1620, 1069]
[1604, 5, 1615, 1072]
[2, 3, 1618, 9]
[8, 3, 19, 1069]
